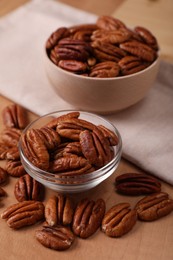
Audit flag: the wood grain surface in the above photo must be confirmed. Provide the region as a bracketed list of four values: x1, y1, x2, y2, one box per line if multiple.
[0, 0, 173, 260]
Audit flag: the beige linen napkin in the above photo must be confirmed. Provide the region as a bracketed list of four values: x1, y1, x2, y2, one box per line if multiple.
[0, 0, 173, 184]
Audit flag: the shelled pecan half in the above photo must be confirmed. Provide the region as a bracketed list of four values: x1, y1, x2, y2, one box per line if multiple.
[0, 167, 8, 184]
[135, 192, 173, 221]
[120, 40, 156, 62]
[21, 129, 49, 170]
[14, 174, 44, 202]
[5, 159, 26, 177]
[2, 104, 28, 129]
[102, 202, 137, 237]
[1, 200, 44, 229]
[35, 222, 75, 251]
[89, 61, 120, 78]
[45, 194, 74, 226]
[72, 198, 105, 238]
[118, 55, 150, 75]
[115, 173, 161, 195]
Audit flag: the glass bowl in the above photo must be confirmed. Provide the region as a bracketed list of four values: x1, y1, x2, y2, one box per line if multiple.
[19, 110, 122, 193]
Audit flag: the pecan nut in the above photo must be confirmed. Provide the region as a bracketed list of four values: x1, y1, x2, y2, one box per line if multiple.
[49, 155, 94, 176]
[1, 128, 21, 146]
[120, 40, 156, 62]
[135, 192, 173, 221]
[91, 41, 126, 62]
[58, 60, 88, 73]
[46, 27, 70, 50]
[14, 174, 44, 202]
[5, 159, 26, 177]
[54, 39, 93, 61]
[2, 104, 28, 129]
[118, 55, 150, 75]
[72, 198, 105, 238]
[45, 194, 74, 226]
[45, 111, 80, 129]
[35, 223, 75, 251]
[1, 200, 44, 229]
[134, 26, 159, 50]
[89, 61, 120, 78]
[0, 186, 6, 197]
[96, 15, 126, 30]
[79, 129, 113, 167]
[102, 203, 137, 237]
[34, 127, 61, 150]
[115, 173, 161, 195]
[91, 28, 131, 44]
[0, 166, 8, 184]
[21, 129, 49, 170]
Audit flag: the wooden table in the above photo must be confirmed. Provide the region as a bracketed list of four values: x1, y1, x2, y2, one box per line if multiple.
[0, 1, 173, 260]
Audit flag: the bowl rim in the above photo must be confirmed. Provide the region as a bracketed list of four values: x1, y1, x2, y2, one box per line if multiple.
[45, 46, 160, 81]
[19, 109, 122, 183]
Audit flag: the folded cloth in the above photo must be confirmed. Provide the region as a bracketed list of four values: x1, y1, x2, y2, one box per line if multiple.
[0, 0, 173, 184]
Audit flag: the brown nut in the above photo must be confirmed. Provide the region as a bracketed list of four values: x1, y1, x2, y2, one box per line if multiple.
[45, 111, 80, 129]
[1, 200, 44, 229]
[91, 29, 131, 44]
[2, 104, 28, 129]
[72, 198, 105, 238]
[1, 128, 21, 146]
[135, 192, 173, 221]
[35, 223, 75, 251]
[21, 129, 49, 170]
[5, 159, 26, 177]
[58, 60, 88, 73]
[115, 173, 161, 195]
[102, 202, 137, 237]
[34, 127, 61, 150]
[96, 15, 126, 30]
[89, 61, 120, 78]
[45, 194, 74, 226]
[0, 167, 8, 184]
[0, 186, 6, 197]
[91, 41, 126, 62]
[120, 40, 156, 62]
[14, 174, 44, 202]
[118, 55, 150, 75]
[46, 27, 70, 50]
[134, 26, 159, 50]
[49, 155, 94, 176]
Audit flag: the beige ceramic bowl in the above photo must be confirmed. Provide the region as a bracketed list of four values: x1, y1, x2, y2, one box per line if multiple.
[44, 50, 160, 115]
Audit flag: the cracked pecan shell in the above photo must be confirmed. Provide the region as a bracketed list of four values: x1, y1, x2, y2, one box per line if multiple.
[115, 173, 161, 195]
[1, 200, 44, 229]
[14, 174, 44, 202]
[72, 198, 105, 238]
[135, 192, 173, 221]
[102, 202, 137, 237]
[45, 194, 74, 226]
[35, 223, 75, 251]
